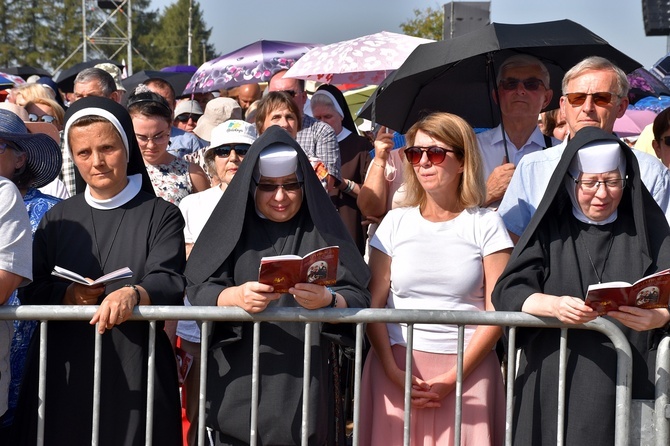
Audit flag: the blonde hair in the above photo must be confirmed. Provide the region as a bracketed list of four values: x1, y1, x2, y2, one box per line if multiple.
[13, 83, 53, 107]
[401, 112, 485, 209]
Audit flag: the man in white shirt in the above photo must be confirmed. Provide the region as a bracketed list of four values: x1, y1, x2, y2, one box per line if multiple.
[477, 54, 556, 207]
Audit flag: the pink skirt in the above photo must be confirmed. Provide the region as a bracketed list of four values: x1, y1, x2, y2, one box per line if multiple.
[357, 345, 505, 446]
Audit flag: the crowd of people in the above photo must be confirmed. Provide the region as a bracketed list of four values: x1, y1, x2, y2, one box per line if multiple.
[0, 51, 669, 446]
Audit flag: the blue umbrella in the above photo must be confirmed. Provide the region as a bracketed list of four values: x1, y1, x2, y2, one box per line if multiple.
[631, 95, 670, 113]
[0, 74, 16, 89]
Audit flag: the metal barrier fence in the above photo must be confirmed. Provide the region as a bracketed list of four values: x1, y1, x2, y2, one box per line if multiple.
[1, 305, 664, 446]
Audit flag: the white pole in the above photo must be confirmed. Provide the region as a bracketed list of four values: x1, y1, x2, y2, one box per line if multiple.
[127, 0, 133, 75]
[82, 0, 87, 61]
[187, 0, 193, 66]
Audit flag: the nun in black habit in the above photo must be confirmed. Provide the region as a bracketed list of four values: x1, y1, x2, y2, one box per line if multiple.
[492, 126, 670, 446]
[185, 125, 371, 446]
[12, 97, 184, 445]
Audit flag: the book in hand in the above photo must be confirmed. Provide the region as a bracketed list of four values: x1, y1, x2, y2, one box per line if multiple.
[51, 266, 133, 287]
[585, 268, 670, 314]
[258, 246, 339, 293]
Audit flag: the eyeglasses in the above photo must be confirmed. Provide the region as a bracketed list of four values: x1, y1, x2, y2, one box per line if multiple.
[569, 174, 627, 192]
[212, 144, 251, 157]
[255, 181, 303, 192]
[564, 92, 620, 107]
[660, 136, 670, 146]
[499, 77, 546, 91]
[276, 90, 297, 98]
[404, 146, 457, 165]
[28, 113, 57, 124]
[136, 132, 170, 145]
[175, 114, 201, 123]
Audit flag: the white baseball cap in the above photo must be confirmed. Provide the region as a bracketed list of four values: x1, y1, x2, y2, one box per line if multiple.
[207, 120, 257, 151]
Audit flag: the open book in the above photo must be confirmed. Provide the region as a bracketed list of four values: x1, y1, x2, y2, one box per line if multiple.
[258, 246, 339, 293]
[51, 266, 133, 287]
[585, 268, 670, 314]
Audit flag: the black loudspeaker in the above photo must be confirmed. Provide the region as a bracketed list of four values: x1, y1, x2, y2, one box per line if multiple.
[642, 0, 670, 36]
[97, 1, 123, 10]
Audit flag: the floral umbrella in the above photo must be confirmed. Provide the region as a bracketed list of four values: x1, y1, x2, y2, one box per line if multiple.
[184, 40, 319, 94]
[626, 67, 670, 104]
[285, 31, 434, 85]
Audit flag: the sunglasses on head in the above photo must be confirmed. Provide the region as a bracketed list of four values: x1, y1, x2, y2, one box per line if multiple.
[499, 77, 546, 91]
[212, 144, 251, 157]
[175, 113, 201, 123]
[28, 113, 57, 124]
[404, 146, 457, 165]
[255, 181, 303, 192]
[564, 92, 619, 107]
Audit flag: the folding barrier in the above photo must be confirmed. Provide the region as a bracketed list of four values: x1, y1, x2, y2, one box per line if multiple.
[2, 305, 665, 446]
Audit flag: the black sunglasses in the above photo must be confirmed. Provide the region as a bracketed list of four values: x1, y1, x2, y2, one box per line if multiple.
[661, 136, 670, 146]
[175, 114, 201, 123]
[499, 77, 546, 91]
[404, 146, 457, 165]
[277, 90, 297, 98]
[28, 113, 57, 124]
[212, 144, 251, 157]
[255, 181, 303, 192]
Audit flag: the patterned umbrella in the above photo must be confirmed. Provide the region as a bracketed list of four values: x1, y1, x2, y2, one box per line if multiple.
[184, 40, 319, 94]
[626, 67, 670, 105]
[285, 31, 434, 85]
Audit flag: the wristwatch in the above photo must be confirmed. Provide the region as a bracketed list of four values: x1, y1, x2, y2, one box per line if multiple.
[326, 287, 337, 308]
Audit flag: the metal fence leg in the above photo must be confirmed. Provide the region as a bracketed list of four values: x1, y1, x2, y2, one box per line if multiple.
[557, 328, 568, 446]
[145, 320, 156, 445]
[197, 321, 210, 446]
[91, 326, 103, 446]
[351, 323, 364, 446]
[37, 320, 48, 446]
[301, 323, 312, 446]
[403, 324, 414, 446]
[505, 327, 517, 446]
[250, 322, 261, 446]
[454, 325, 464, 446]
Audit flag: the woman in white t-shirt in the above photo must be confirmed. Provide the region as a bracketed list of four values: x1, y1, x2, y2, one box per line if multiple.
[359, 112, 512, 445]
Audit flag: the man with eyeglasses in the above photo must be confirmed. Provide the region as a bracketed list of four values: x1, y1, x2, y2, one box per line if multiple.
[477, 54, 557, 208]
[173, 99, 203, 133]
[499, 56, 670, 242]
[268, 70, 341, 187]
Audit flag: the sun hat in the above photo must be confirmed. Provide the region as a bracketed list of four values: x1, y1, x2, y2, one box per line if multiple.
[193, 97, 242, 141]
[95, 62, 126, 92]
[207, 120, 257, 152]
[174, 99, 203, 119]
[0, 109, 62, 188]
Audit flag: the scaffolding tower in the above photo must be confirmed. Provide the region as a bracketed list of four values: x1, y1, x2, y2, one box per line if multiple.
[55, 0, 133, 75]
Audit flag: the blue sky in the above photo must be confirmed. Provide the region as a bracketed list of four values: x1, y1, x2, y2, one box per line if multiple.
[150, 0, 668, 69]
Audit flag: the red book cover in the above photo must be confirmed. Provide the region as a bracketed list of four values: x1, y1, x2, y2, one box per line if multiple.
[585, 268, 670, 314]
[258, 246, 339, 293]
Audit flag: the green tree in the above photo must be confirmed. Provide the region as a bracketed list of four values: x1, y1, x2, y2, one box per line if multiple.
[0, 0, 18, 67]
[400, 6, 444, 41]
[148, 0, 216, 69]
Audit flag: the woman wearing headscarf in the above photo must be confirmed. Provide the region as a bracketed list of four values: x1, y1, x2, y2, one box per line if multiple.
[12, 96, 185, 445]
[185, 126, 370, 446]
[311, 84, 372, 255]
[492, 126, 670, 445]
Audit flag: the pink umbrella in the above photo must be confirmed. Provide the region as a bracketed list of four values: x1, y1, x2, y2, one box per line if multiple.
[184, 40, 320, 94]
[284, 31, 434, 85]
[614, 109, 658, 137]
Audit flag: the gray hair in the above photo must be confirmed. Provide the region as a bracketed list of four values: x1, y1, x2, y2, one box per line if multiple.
[496, 54, 550, 87]
[74, 67, 117, 97]
[561, 56, 629, 98]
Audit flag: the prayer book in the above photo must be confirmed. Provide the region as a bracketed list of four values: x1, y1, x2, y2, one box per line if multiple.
[585, 268, 670, 314]
[51, 266, 133, 286]
[258, 246, 339, 293]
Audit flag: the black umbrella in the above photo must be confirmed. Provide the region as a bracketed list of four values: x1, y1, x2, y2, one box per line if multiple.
[53, 59, 123, 93]
[359, 19, 641, 133]
[122, 70, 193, 98]
[2, 65, 51, 80]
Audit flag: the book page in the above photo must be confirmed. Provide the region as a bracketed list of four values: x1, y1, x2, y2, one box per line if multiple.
[51, 266, 133, 287]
